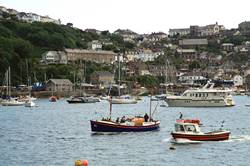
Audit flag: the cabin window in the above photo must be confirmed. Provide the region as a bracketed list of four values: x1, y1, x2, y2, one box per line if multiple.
[185, 125, 196, 132]
[195, 94, 198, 97]
[199, 94, 201, 97]
[175, 125, 185, 131]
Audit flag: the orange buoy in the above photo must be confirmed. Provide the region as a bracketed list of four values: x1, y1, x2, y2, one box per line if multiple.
[75, 160, 88, 166]
[83, 160, 88, 166]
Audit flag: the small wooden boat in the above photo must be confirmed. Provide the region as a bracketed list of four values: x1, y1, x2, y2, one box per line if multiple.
[171, 122, 230, 141]
[90, 119, 160, 132]
[49, 96, 57, 102]
[90, 96, 160, 132]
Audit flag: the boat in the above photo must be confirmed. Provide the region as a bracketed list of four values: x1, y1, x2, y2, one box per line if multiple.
[49, 96, 57, 102]
[67, 96, 100, 104]
[1, 67, 25, 106]
[90, 97, 160, 132]
[2, 98, 25, 106]
[171, 122, 230, 141]
[24, 99, 37, 107]
[110, 95, 137, 104]
[165, 81, 235, 107]
[18, 95, 37, 102]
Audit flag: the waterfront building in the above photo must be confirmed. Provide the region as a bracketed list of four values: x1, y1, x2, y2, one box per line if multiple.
[46, 79, 73, 92]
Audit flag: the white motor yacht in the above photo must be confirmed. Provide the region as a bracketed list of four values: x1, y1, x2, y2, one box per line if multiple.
[165, 81, 235, 107]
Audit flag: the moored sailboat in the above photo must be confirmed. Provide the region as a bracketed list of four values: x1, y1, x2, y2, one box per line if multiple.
[1, 67, 25, 106]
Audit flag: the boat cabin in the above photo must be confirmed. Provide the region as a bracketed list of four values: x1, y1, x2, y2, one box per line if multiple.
[175, 123, 201, 133]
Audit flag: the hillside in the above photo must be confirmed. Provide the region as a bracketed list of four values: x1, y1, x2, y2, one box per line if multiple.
[0, 19, 127, 85]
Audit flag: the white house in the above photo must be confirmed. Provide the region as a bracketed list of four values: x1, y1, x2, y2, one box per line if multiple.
[40, 15, 61, 24]
[169, 28, 190, 37]
[179, 75, 207, 85]
[89, 40, 102, 50]
[233, 75, 243, 86]
[41, 51, 67, 64]
[134, 50, 163, 62]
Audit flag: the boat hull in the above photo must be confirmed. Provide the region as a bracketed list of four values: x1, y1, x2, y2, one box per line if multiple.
[1, 100, 25, 106]
[171, 131, 230, 141]
[111, 99, 137, 104]
[165, 98, 234, 107]
[90, 120, 160, 132]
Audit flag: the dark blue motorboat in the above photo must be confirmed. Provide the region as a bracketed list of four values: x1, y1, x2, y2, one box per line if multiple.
[90, 96, 160, 132]
[90, 119, 160, 132]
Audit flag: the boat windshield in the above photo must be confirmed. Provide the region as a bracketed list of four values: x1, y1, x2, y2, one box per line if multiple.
[184, 125, 196, 132]
[175, 123, 198, 132]
[175, 124, 185, 132]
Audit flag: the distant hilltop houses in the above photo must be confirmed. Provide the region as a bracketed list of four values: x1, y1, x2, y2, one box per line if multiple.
[0, 6, 61, 24]
[169, 22, 225, 37]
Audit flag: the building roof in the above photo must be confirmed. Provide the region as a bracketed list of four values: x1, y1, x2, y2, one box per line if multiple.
[48, 79, 73, 85]
[177, 49, 196, 53]
[65, 49, 116, 55]
[179, 39, 208, 46]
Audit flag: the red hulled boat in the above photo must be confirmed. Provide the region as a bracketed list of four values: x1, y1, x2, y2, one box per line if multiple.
[171, 122, 230, 141]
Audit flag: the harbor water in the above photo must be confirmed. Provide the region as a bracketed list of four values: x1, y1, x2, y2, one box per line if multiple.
[0, 96, 250, 166]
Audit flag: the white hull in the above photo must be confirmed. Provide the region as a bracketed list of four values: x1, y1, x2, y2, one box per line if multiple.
[1, 100, 25, 106]
[165, 98, 235, 107]
[111, 98, 137, 104]
[25, 101, 37, 107]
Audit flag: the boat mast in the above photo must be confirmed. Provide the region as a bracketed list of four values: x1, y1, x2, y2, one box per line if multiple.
[6, 69, 8, 98]
[9, 67, 11, 98]
[109, 96, 112, 119]
[118, 53, 121, 96]
[149, 95, 152, 120]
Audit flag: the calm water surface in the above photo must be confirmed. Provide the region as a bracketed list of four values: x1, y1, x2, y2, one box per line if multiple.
[0, 96, 250, 166]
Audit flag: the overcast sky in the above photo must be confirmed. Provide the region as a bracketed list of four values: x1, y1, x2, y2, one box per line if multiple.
[2, 0, 250, 34]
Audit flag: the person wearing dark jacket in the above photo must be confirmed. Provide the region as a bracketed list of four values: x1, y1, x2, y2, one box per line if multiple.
[144, 113, 149, 122]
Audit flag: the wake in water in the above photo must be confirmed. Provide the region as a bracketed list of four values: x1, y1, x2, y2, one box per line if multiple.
[162, 137, 202, 145]
[225, 135, 250, 142]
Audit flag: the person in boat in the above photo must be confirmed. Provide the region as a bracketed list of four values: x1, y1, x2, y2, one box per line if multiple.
[144, 113, 149, 122]
[179, 112, 183, 119]
[120, 116, 126, 123]
[116, 117, 120, 123]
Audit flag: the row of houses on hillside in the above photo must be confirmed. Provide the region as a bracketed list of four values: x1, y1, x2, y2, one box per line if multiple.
[42, 49, 117, 64]
[169, 22, 225, 37]
[0, 5, 61, 24]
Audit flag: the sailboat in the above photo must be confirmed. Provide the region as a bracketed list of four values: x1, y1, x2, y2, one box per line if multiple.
[110, 53, 137, 104]
[1, 67, 25, 106]
[67, 63, 99, 104]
